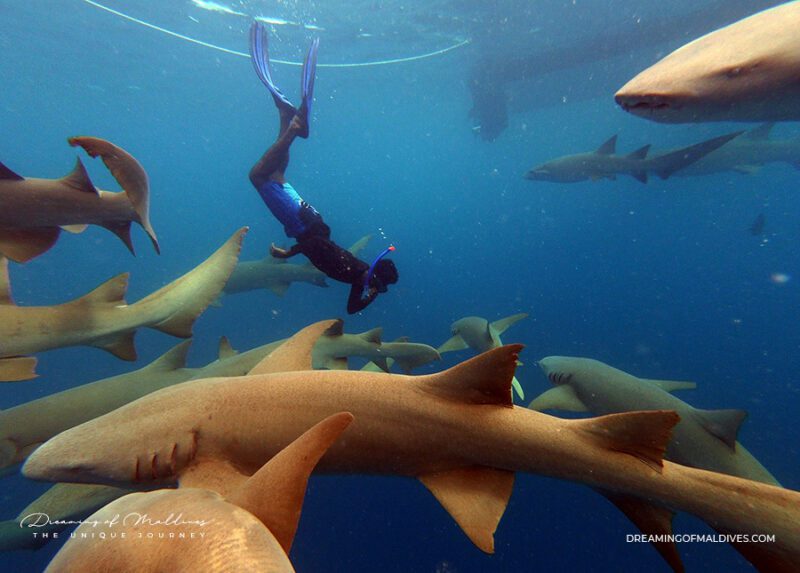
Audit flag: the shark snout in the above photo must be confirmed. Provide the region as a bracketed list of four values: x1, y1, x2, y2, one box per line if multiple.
[615, 92, 676, 114]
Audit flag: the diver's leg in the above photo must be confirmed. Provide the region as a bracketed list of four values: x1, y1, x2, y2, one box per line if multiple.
[249, 127, 297, 187]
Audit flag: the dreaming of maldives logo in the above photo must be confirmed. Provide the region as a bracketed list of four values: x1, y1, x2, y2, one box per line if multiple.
[18, 512, 214, 541]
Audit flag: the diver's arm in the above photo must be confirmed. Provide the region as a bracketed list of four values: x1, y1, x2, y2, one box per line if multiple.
[270, 243, 302, 259]
[347, 282, 378, 314]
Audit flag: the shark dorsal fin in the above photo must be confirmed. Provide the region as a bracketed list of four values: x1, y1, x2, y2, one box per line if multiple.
[0, 257, 13, 305]
[489, 313, 528, 336]
[626, 144, 650, 160]
[692, 408, 747, 450]
[527, 385, 588, 412]
[359, 327, 383, 345]
[596, 135, 617, 155]
[0, 160, 23, 181]
[228, 412, 354, 553]
[217, 336, 237, 360]
[599, 490, 682, 573]
[249, 320, 338, 375]
[323, 319, 345, 338]
[146, 339, 192, 372]
[575, 410, 678, 472]
[60, 157, 97, 194]
[419, 466, 515, 553]
[421, 345, 522, 407]
[642, 378, 697, 393]
[437, 334, 468, 353]
[743, 122, 774, 140]
[74, 273, 129, 306]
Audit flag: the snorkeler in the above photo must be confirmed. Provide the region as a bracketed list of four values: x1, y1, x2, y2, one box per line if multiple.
[247, 22, 398, 314]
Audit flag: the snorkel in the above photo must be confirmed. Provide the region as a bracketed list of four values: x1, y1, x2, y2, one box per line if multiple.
[363, 245, 396, 294]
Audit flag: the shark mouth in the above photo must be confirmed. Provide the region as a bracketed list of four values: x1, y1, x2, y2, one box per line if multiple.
[615, 94, 678, 114]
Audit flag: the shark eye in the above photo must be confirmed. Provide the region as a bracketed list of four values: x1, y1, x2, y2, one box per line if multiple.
[723, 61, 760, 79]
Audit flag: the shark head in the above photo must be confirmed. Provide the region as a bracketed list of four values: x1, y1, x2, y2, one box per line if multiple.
[615, 3, 800, 123]
[524, 156, 592, 183]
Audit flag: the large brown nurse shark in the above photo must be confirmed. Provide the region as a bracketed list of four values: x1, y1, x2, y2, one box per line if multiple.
[23, 321, 800, 572]
[530, 356, 780, 486]
[43, 413, 352, 573]
[0, 137, 159, 263]
[0, 228, 246, 381]
[615, 2, 800, 123]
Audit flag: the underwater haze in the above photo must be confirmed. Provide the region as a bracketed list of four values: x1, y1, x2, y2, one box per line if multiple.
[1, 1, 798, 572]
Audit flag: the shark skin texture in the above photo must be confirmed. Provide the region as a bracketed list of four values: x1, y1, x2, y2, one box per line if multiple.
[0, 228, 247, 382]
[530, 356, 780, 486]
[22, 320, 800, 573]
[0, 137, 159, 263]
[524, 131, 742, 184]
[43, 412, 353, 573]
[616, 2, 800, 123]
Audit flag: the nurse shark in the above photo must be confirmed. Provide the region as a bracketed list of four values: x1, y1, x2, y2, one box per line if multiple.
[23, 321, 800, 572]
[615, 2, 800, 123]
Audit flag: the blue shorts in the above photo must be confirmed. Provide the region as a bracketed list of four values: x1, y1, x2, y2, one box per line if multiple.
[256, 180, 318, 238]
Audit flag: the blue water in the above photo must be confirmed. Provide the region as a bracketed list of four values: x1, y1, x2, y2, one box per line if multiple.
[1, 1, 798, 571]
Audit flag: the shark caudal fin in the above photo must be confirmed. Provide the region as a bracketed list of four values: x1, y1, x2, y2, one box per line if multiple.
[228, 412, 353, 553]
[68, 137, 160, 255]
[136, 228, 247, 338]
[654, 131, 742, 179]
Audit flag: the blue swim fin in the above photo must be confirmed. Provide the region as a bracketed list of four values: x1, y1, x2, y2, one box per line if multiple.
[300, 38, 319, 118]
[249, 21, 295, 112]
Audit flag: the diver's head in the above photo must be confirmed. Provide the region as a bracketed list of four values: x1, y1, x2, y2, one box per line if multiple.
[371, 259, 398, 293]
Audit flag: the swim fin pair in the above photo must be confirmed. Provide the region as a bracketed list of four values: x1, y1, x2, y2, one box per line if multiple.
[249, 21, 318, 134]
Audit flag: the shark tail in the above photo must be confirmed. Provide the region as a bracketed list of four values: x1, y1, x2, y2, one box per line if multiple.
[653, 131, 742, 180]
[135, 228, 247, 338]
[68, 137, 160, 254]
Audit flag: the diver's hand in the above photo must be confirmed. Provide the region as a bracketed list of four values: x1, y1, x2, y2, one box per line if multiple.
[270, 243, 290, 258]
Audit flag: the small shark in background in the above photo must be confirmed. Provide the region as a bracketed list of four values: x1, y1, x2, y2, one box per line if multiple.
[672, 123, 800, 177]
[750, 213, 767, 236]
[615, 2, 800, 123]
[524, 131, 740, 184]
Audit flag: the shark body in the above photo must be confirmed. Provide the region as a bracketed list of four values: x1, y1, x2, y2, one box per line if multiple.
[524, 132, 741, 184]
[531, 356, 780, 486]
[615, 2, 800, 123]
[23, 321, 800, 572]
[0, 137, 159, 263]
[0, 228, 246, 382]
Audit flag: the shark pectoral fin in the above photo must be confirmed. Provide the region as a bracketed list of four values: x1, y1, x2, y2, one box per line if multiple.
[527, 385, 587, 412]
[266, 280, 290, 297]
[655, 131, 742, 180]
[60, 157, 97, 194]
[0, 226, 61, 263]
[179, 458, 249, 499]
[692, 408, 747, 450]
[61, 224, 88, 234]
[743, 122, 774, 140]
[631, 170, 648, 184]
[100, 220, 135, 255]
[437, 334, 468, 353]
[575, 410, 679, 472]
[599, 491, 683, 573]
[0, 357, 38, 382]
[372, 356, 390, 372]
[642, 378, 697, 393]
[511, 376, 524, 401]
[422, 345, 522, 407]
[359, 327, 383, 345]
[217, 336, 238, 360]
[229, 412, 354, 553]
[0, 257, 11, 304]
[489, 313, 528, 336]
[91, 330, 137, 361]
[146, 339, 192, 372]
[249, 320, 338, 375]
[419, 466, 514, 554]
[361, 359, 393, 373]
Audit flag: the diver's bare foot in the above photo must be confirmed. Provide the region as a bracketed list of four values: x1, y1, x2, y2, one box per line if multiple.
[292, 108, 310, 138]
